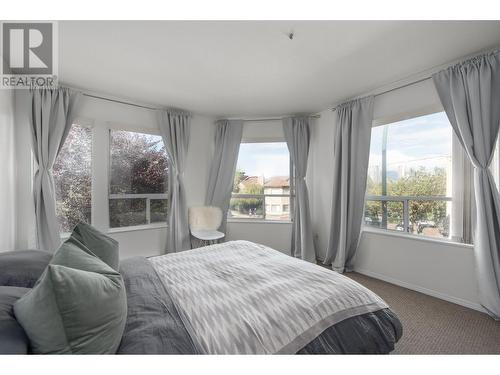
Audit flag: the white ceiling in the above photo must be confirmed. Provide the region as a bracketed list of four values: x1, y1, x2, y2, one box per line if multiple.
[59, 21, 500, 117]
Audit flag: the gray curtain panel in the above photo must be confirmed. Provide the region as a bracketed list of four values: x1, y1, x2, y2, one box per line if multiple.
[205, 120, 243, 234]
[29, 87, 82, 252]
[451, 135, 475, 244]
[158, 110, 191, 253]
[283, 117, 316, 262]
[324, 96, 374, 272]
[433, 51, 500, 320]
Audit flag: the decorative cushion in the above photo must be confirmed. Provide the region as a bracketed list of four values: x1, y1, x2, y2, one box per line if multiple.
[71, 222, 120, 271]
[0, 286, 30, 354]
[13, 238, 127, 354]
[0, 250, 52, 288]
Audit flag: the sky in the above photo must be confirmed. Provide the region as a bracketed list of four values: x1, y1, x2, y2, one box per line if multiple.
[369, 111, 453, 172]
[236, 142, 290, 178]
[235, 112, 453, 180]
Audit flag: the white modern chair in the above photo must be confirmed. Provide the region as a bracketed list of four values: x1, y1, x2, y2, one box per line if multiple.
[188, 206, 225, 247]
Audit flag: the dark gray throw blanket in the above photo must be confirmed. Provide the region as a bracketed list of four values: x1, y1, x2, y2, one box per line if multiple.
[117, 257, 199, 354]
[117, 254, 402, 354]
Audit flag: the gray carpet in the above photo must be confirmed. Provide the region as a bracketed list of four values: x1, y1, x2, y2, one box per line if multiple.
[346, 272, 500, 354]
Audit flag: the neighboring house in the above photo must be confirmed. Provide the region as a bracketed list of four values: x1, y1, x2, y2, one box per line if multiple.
[264, 176, 290, 219]
[236, 175, 291, 220]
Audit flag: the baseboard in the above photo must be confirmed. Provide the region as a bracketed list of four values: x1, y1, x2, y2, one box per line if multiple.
[354, 267, 485, 313]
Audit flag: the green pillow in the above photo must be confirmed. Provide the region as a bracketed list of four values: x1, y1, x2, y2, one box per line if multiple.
[13, 239, 127, 354]
[71, 223, 119, 271]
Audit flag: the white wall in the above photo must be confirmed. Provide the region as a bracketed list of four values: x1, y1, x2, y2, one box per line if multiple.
[308, 79, 482, 311]
[0, 89, 16, 252]
[226, 222, 292, 254]
[356, 230, 479, 310]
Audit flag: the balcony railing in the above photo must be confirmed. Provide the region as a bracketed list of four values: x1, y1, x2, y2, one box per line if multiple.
[365, 195, 452, 237]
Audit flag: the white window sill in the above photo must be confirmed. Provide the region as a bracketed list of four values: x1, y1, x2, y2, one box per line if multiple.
[60, 223, 168, 239]
[227, 219, 292, 225]
[108, 223, 167, 234]
[362, 227, 474, 249]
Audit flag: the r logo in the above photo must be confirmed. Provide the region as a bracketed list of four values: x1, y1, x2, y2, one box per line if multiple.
[2, 23, 53, 74]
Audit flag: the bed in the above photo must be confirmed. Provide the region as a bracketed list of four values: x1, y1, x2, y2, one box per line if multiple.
[117, 241, 402, 354]
[1, 240, 402, 354]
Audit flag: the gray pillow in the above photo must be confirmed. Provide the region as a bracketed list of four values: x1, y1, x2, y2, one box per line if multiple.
[13, 238, 127, 354]
[0, 286, 30, 354]
[71, 222, 119, 271]
[0, 250, 52, 288]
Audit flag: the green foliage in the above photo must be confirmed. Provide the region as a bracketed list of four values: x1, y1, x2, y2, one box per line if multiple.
[109, 131, 168, 194]
[53, 126, 92, 233]
[390, 168, 447, 228]
[365, 167, 449, 232]
[233, 169, 247, 193]
[230, 180, 264, 216]
[244, 183, 264, 195]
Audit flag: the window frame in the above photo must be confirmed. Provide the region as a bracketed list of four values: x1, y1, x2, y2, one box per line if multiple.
[107, 127, 169, 231]
[228, 139, 295, 223]
[364, 108, 456, 243]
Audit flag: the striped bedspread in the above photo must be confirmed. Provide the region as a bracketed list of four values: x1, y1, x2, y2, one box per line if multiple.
[150, 240, 388, 354]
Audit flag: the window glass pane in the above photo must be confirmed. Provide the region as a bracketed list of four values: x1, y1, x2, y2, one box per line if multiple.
[365, 112, 453, 241]
[409, 200, 450, 239]
[110, 130, 168, 194]
[53, 125, 92, 233]
[367, 112, 452, 197]
[231, 142, 291, 221]
[364, 201, 404, 231]
[233, 143, 290, 195]
[150, 199, 168, 223]
[109, 198, 146, 228]
[109, 130, 168, 228]
[230, 197, 264, 219]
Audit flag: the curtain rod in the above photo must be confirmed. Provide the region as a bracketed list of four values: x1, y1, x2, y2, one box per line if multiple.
[81, 93, 322, 121]
[227, 114, 321, 122]
[82, 93, 161, 111]
[331, 77, 431, 112]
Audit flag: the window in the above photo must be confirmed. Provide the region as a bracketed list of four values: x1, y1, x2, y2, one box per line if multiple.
[364, 112, 453, 241]
[109, 130, 168, 228]
[53, 124, 92, 233]
[230, 142, 293, 221]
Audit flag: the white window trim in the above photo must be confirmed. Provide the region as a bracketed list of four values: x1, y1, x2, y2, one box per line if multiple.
[241, 136, 284, 143]
[363, 226, 474, 250]
[108, 222, 167, 234]
[227, 218, 292, 225]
